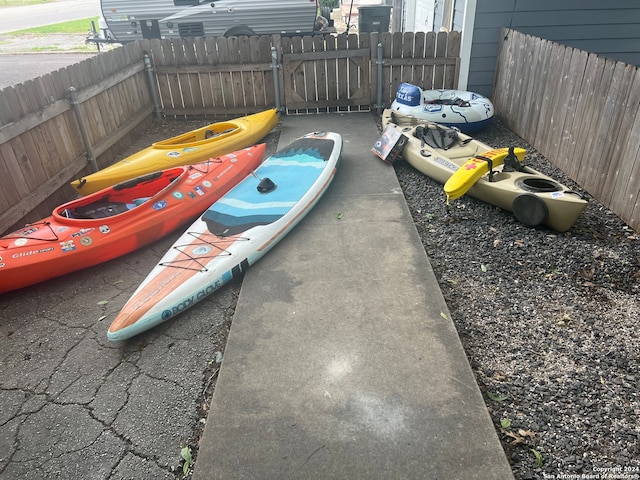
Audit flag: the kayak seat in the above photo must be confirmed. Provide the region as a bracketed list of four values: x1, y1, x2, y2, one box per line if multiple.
[72, 201, 131, 219]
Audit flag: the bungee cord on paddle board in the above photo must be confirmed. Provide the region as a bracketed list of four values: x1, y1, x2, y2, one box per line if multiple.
[159, 232, 250, 272]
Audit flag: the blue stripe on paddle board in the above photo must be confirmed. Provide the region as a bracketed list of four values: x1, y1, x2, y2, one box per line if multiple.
[203, 139, 333, 235]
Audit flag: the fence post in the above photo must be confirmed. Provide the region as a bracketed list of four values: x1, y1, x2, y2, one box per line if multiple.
[375, 43, 384, 113]
[144, 52, 163, 119]
[68, 86, 99, 173]
[271, 46, 282, 112]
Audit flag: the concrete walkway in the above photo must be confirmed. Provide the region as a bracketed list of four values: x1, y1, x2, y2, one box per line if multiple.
[193, 113, 514, 479]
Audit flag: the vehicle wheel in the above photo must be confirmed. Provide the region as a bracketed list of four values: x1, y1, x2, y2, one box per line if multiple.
[223, 25, 256, 37]
[512, 193, 547, 227]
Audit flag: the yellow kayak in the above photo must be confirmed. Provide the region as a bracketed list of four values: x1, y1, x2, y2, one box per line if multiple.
[71, 109, 279, 195]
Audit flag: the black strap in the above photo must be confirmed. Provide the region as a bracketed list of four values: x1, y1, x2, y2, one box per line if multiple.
[474, 155, 496, 182]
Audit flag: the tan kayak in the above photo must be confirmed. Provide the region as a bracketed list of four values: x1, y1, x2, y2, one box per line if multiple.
[382, 109, 587, 232]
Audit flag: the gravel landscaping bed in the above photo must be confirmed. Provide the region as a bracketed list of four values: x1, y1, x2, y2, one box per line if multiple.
[390, 116, 640, 479]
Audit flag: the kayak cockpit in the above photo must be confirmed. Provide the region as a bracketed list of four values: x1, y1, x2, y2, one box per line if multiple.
[56, 169, 183, 220]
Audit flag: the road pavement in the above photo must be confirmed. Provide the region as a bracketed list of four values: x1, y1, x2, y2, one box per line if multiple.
[0, 52, 98, 89]
[0, 0, 103, 89]
[0, 0, 99, 34]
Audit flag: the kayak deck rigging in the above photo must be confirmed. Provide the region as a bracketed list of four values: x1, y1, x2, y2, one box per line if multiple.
[3, 221, 58, 242]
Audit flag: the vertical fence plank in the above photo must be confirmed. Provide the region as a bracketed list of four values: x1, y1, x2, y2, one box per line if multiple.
[493, 32, 537, 132]
[401, 32, 414, 93]
[576, 56, 613, 192]
[433, 31, 448, 88]
[358, 32, 371, 110]
[423, 32, 436, 89]
[444, 31, 460, 88]
[348, 33, 362, 107]
[390, 32, 403, 95]
[379, 32, 393, 103]
[302, 36, 317, 108]
[410, 32, 426, 86]
[604, 69, 640, 209]
[248, 36, 264, 107]
[535, 42, 567, 157]
[209, 37, 226, 109]
[565, 53, 603, 184]
[325, 34, 338, 104]
[555, 48, 589, 178]
[186, 38, 205, 112]
[262, 35, 276, 107]
[593, 62, 636, 200]
[313, 36, 327, 107]
[528, 39, 554, 149]
[627, 158, 640, 231]
[336, 34, 349, 103]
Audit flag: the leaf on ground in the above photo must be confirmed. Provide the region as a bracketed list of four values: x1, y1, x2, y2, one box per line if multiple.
[500, 418, 512, 429]
[97, 300, 108, 305]
[519, 429, 536, 438]
[440, 311, 448, 320]
[505, 430, 523, 444]
[530, 448, 543, 467]
[181, 446, 192, 475]
[215, 351, 224, 363]
[487, 391, 508, 402]
[97, 315, 106, 321]
[337, 212, 343, 219]
[481, 264, 487, 272]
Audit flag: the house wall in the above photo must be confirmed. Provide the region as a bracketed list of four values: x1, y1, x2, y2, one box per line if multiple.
[452, 0, 465, 31]
[433, 0, 465, 32]
[467, 0, 640, 97]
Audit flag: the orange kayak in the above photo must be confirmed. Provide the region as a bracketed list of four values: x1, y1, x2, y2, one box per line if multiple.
[0, 144, 266, 294]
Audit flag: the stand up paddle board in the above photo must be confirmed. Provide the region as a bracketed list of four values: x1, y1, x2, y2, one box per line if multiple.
[108, 131, 342, 341]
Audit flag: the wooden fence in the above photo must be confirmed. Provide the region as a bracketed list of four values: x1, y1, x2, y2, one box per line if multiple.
[147, 31, 459, 115]
[0, 31, 460, 235]
[0, 42, 154, 233]
[494, 28, 640, 232]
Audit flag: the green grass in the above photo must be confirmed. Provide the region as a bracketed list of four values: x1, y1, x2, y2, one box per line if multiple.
[9, 17, 99, 35]
[0, 0, 50, 7]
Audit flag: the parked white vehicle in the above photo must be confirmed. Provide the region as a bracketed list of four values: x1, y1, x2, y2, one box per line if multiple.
[95, 0, 331, 43]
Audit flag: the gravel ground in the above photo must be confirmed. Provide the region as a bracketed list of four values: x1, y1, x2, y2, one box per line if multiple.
[389, 115, 640, 479]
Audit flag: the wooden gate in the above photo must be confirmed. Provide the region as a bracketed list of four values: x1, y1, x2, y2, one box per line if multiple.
[281, 35, 371, 114]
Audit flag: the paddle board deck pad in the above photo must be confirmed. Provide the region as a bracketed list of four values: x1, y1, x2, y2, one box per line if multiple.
[108, 131, 342, 341]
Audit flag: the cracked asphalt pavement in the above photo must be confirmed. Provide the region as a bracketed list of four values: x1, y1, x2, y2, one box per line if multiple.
[0, 205, 240, 480]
